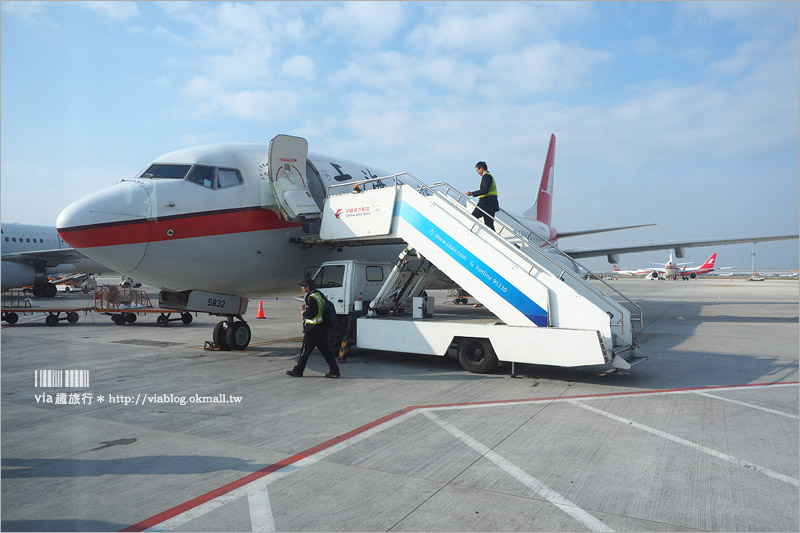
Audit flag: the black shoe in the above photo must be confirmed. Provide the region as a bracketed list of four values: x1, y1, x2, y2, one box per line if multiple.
[286, 369, 303, 377]
[324, 373, 340, 379]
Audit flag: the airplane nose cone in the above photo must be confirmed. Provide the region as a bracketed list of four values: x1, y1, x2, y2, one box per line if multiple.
[57, 181, 153, 273]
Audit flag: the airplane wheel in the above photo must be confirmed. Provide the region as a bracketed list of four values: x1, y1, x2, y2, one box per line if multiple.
[181, 312, 193, 325]
[43, 283, 57, 298]
[67, 312, 79, 324]
[213, 321, 230, 350]
[125, 313, 137, 324]
[46, 314, 59, 327]
[113, 314, 127, 326]
[457, 338, 497, 374]
[226, 321, 251, 350]
[4, 312, 19, 325]
[157, 314, 168, 327]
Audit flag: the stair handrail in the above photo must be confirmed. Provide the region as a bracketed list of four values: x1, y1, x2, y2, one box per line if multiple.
[325, 172, 643, 330]
[426, 180, 643, 329]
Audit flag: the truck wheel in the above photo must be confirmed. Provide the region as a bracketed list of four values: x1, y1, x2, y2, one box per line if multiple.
[67, 312, 80, 324]
[113, 314, 127, 326]
[328, 327, 343, 355]
[4, 312, 19, 325]
[125, 313, 137, 324]
[457, 338, 497, 374]
[181, 312, 193, 325]
[46, 314, 59, 327]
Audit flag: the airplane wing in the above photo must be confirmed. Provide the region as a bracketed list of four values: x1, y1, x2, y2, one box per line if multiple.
[2, 248, 102, 269]
[564, 234, 798, 263]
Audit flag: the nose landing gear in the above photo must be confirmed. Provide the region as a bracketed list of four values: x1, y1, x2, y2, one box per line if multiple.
[210, 316, 251, 350]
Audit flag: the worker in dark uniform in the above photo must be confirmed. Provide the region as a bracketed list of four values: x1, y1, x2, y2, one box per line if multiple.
[286, 278, 341, 378]
[466, 161, 499, 231]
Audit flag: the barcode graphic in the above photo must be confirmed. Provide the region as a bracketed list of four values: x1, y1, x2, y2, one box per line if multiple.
[34, 370, 90, 388]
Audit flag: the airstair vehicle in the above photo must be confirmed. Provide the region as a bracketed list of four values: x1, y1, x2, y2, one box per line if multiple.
[274, 135, 644, 373]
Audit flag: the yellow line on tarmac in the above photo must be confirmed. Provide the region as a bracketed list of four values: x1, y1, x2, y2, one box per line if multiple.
[191, 336, 303, 351]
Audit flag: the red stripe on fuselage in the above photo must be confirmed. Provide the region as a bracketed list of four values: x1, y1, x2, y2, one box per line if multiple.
[58, 207, 300, 249]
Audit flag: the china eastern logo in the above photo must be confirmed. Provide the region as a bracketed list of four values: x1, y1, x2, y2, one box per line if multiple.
[336, 206, 372, 219]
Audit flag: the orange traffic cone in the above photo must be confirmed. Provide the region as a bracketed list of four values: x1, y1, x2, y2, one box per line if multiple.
[256, 300, 265, 319]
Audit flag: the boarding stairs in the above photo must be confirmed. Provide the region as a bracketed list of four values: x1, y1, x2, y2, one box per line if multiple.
[316, 173, 641, 367]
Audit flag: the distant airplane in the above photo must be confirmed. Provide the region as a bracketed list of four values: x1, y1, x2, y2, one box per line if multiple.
[1, 222, 116, 297]
[56, 134, 798, 349]
[677, 253, 720, 279]
[614, 253, 722, 280]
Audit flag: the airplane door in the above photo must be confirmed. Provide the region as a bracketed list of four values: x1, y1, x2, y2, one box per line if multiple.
[267, 135, 320, 221]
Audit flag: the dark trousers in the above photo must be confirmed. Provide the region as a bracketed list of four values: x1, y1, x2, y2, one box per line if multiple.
[294, 324, 339, 375]
[472, 197, 499, 231]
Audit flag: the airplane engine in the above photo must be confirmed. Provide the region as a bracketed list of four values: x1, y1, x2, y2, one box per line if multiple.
[1, 261, 46, 290]
[689, 272, 697, 279]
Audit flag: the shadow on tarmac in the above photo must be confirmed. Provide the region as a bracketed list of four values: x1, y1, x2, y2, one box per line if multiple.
[1, 455, 267, 478]
[1, 520, 127, 532]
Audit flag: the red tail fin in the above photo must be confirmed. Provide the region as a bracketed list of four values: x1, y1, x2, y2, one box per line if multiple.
[700, 253, 717, 269]
[613, 265, 620, 272]
[536, 134, 556, 225]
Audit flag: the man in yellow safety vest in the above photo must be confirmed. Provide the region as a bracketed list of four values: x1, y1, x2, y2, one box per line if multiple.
[466, 161, 499, 231]
[286, 277, 341, 378]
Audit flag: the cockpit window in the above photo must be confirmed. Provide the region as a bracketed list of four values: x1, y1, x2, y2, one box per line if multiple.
[140, 164, 192, 179]
[186, 165, 215, 189]
[217, 168, 243, 188]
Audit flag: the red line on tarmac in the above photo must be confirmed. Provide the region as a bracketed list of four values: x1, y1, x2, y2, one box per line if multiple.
[121, 380, 798, 532]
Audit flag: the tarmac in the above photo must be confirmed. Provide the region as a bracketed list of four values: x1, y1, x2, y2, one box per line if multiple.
[1, 277, 798, 532]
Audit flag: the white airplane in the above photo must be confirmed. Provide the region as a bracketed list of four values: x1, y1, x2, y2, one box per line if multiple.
[56, 134, 798, 349]
[614, 252, 720, 280]
[1, 222, 117, 297]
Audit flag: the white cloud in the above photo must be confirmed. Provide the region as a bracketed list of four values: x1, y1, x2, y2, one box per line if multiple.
[221, 89, 299, 121]
[82, 1, 140, 22]
[282, 55, 315, 80]
[204, 45, 276, 86]
[331, 51, 417, 91]
[1, 1, 49, 23]
[319, 1, 406, 49]
[406, 2, 594, 53]
[484, 41, 612, 96]
[679, 2, 798, 36]
[181, 75, 299, 123]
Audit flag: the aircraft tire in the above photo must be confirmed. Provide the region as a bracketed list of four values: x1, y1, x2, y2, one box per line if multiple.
[43, 283, 57, 298]
[213, 321, 230, 350]
[226, 321, 251, 350]
[457, 338, 497, 374]
[67, 312, 80, 324]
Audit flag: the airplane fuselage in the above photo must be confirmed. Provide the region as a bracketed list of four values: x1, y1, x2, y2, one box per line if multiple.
[57, 144, 418, 295]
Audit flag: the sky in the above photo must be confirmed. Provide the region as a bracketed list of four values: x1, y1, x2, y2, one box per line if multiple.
[1, 1, 798, 272]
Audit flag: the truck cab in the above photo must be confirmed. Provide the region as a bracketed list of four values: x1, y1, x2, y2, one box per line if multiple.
[310, 260, 392, 315]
